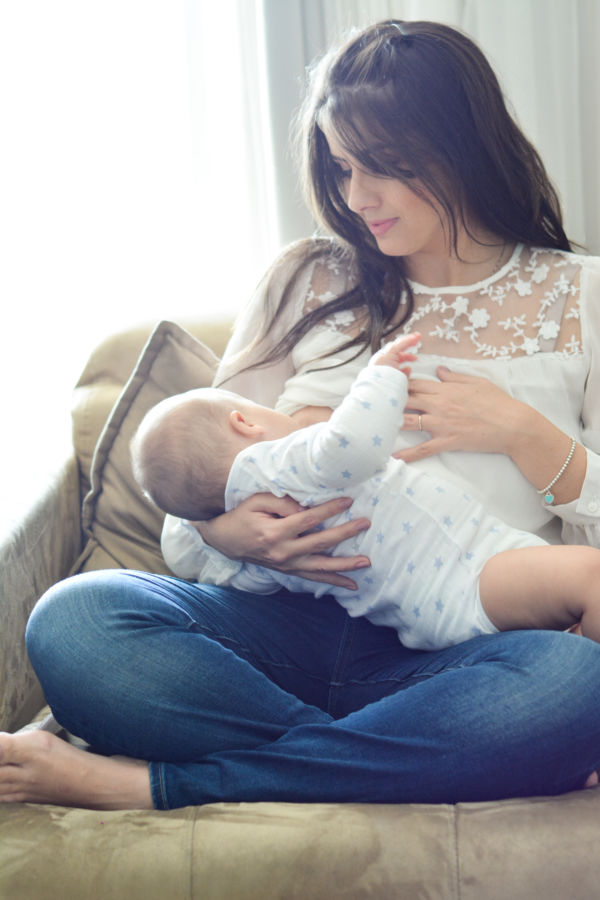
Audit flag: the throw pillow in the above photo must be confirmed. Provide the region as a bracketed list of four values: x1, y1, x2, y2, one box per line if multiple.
[72, 320, 219, 575]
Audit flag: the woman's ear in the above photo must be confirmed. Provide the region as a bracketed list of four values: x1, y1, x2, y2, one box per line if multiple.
[229, 409, 267, 438]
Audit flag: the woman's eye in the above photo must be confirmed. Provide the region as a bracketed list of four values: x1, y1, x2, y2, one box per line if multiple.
[333, 163, 351, 181]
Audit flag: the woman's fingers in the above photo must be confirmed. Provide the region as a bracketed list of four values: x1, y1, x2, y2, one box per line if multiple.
[240, 492, 305, 517]
[253, 498, 371, 567]
[214, 493, 372, 587]
[277, 549, 371, 590]
[393, 437, 452, 462]
[280, 496, 368, 536]
[284, 567, 363, 591]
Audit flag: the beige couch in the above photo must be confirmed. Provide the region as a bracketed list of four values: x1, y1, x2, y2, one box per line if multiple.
[1, 319, 599, 899]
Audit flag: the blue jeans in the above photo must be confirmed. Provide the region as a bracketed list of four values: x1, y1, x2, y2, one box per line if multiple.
[26, 569, 600, 810]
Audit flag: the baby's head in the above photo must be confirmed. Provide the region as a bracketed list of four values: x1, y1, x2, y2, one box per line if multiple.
[131, 388, 294, 521]
[131, 388, 239, 520]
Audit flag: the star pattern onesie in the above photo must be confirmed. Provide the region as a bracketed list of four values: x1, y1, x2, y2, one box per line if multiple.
[215, 360, 546, 650]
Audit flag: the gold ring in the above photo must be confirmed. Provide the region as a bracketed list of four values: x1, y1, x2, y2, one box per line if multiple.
[418, 414, 423, 431]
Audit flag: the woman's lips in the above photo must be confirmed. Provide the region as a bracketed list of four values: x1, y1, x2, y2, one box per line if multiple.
[367, 218, 398, 236]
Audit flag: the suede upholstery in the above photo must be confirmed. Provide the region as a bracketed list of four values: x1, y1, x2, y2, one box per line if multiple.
[1, 318, 599, 899]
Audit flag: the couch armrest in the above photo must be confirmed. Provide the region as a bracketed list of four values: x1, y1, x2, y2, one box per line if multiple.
[0, 449, 81, 732]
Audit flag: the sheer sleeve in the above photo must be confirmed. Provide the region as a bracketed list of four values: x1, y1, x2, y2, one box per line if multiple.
[555, 256, 600, 545]
[160, 516, 243, 584]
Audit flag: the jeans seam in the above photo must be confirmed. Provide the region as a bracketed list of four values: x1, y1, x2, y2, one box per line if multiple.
[327, 616, 356, 716]
[150, 762, 169, 810]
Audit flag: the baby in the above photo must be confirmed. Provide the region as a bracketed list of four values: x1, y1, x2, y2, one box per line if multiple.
[131, 333, 600, 650]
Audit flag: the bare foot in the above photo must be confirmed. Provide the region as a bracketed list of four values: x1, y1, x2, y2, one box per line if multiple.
[584, 770, 599, 789]
[0, 730, 153, 810]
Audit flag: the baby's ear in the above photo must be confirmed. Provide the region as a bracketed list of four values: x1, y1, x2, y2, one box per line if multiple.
[229, 410, 266, 437]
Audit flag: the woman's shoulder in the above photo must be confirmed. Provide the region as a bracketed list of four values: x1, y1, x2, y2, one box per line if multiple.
[268, 236, 356, 285]
[525, 244, 600, 273]
[259, 236, 359, 322]
[512, 245, 600, 301]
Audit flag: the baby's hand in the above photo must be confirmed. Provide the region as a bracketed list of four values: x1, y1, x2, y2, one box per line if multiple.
[372, 332, 421, 376]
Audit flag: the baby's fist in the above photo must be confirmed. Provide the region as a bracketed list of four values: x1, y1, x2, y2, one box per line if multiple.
[372, 332, 421, 374]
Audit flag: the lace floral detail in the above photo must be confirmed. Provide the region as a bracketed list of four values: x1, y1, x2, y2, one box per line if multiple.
[398, 246, 582, 359]
[302, 256, 362, 336]
[300, 245, 583, 361]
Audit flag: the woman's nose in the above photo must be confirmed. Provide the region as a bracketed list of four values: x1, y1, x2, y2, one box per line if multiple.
[345, 172, 380, 214]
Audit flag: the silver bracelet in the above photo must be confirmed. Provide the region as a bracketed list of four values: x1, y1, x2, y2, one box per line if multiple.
[537, 437, 577, 504]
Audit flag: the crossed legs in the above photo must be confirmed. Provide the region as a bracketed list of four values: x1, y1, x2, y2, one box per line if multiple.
[2, 569, 600, 810]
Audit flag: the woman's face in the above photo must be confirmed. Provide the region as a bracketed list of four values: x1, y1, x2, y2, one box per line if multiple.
[323, 126, 449, 262]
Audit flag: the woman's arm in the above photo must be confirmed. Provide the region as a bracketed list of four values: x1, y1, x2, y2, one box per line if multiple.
[289, 406, 333, 427]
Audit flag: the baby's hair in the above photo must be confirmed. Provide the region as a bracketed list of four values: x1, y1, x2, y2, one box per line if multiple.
[131, 389, 238, 520]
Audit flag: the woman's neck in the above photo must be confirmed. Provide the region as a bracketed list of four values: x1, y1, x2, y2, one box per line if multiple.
[403, 229, 513, 288]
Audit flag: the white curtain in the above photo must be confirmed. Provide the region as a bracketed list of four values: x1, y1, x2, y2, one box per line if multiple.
[1, 1, 204, 434]
[259, 0, 600, 254]
[0, 0, 276, 450]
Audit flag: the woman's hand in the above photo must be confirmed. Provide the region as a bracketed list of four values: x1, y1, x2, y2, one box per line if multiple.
[193, 493, 371, 590]
[396, 366, 586, 504]
[395, 367, 530, 462]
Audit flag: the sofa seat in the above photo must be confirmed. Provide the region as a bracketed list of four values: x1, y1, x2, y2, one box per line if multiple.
[3, 790, 600, 899]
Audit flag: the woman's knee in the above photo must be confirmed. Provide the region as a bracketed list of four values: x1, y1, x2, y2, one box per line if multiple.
[497, 628, 600, 727]
[26, 569, 150, 674]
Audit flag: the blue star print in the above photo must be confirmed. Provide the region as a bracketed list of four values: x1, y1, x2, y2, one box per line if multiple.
[338, 436, 349, 448]
[372, 435, 382, 446]
[434, 557, 444, 570]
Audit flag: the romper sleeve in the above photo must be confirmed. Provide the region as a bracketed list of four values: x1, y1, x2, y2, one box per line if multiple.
[160, 516, 243, 584]
[550, 256, 600, 546]
[304, 364, 408, 489]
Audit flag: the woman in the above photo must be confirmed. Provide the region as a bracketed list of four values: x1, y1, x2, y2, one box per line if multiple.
[3, 19, 600, 810]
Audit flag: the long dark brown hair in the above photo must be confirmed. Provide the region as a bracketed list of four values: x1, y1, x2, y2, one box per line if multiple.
[239, 19, 571, 372]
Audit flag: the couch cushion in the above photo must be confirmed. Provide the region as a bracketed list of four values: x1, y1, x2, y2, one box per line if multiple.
[72, 319, 232, 499]
[72, 320, 219, 575]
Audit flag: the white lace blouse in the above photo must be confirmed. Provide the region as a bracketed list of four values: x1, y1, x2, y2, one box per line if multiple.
[161, 242, 600, 584]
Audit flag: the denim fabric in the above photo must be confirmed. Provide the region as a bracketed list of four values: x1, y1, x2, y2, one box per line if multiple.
[26, 570, 600, 810]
